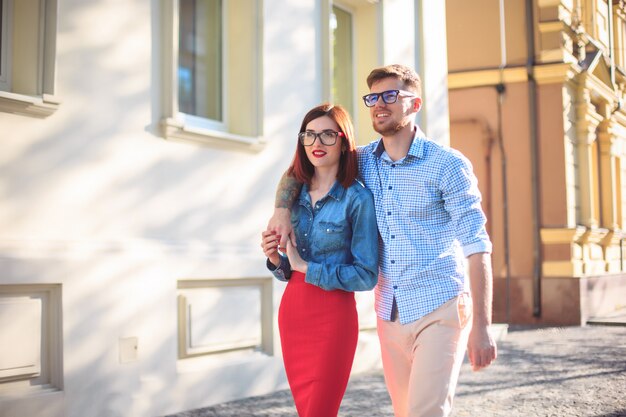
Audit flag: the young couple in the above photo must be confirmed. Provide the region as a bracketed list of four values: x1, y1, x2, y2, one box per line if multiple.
[261, 64, 497, 417]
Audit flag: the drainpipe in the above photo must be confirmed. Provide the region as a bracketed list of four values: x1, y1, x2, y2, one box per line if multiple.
[497, 0, 512, 323]
[525, 0, 542, 317]
[609, 1, 615, 89]
[495, 89, 511, 322]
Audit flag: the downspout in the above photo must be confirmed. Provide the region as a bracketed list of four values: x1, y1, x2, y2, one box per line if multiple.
[609, 1, 615, 89]
[525, 0, 542, 317]
[497, 0, 512, 323]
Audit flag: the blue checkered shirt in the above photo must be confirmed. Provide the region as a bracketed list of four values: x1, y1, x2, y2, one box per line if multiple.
[358, 128, 492, 324]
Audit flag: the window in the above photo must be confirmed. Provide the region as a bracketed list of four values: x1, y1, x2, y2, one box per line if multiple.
[331, 5, 354, 117]
[178, 0, 222, 129]
[160, 0, 263, 151]
[612, 2, 626, 70]
[583, 0, 611, 50]
[0, 285, 63, 396]
[596, 0, 610, 49]
[0, 0, 12, 91]
[0, 0, 59, 118]
[322, 0, 379, 145]
[177, 278, 274, 360]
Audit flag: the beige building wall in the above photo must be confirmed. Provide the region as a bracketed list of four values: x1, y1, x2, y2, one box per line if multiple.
[0, 1, 451, 416]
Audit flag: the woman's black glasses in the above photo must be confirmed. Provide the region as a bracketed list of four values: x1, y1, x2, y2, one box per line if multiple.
[298, 130, 344, 146]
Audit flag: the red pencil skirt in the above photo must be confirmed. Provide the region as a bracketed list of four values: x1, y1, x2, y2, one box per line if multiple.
[278, 271, 358, 417]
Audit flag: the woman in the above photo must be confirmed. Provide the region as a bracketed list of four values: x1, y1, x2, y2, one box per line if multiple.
[261, 103, 379, 417]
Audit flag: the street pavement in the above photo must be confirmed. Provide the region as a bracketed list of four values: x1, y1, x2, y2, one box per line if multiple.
[169, 323, 626, 417]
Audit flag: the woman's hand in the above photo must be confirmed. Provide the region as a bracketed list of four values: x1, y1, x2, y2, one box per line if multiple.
[261, 230, 280, 267]
[286, 237, 308, 274]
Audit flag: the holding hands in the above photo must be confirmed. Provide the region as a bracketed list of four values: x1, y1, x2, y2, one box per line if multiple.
[261, 230, 307, 274]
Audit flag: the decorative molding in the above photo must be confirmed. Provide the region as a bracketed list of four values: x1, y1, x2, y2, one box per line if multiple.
[0, 284, 63, 395]
[578, 73, 617, 105]
[539, 227, 626, 277]
[540, 226, 587, 243]
[542, 260, 584, 277]
[0, 92, 60, 118]
[577, 227, 610, 245]
[534, 62, 580, 85]
[447, 67, 528, 90]
[538, 20, 568, 33]
[177, 278, 273, 359]
[160, 117, 265, 153]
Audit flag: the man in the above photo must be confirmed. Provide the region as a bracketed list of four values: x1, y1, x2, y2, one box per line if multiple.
[267, 64, 496, 417]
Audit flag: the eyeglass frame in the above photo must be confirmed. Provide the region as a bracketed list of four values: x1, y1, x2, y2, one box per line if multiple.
[362, 89, 417, 107]
[298, 130, 345, 146]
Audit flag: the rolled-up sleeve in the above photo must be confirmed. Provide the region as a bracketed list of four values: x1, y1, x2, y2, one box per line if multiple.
[440, 152, 492, 257]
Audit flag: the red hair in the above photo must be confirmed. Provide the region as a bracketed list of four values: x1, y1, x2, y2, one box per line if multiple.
[287, 103, 357, 189]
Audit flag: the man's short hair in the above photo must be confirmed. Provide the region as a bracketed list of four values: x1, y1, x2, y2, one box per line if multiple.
[366, 64, 422, 97]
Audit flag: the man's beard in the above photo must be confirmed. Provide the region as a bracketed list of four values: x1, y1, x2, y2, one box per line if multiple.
[372, 117, 410, 137]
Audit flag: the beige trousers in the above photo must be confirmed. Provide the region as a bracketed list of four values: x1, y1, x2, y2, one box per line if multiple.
[377, 293, 472, 417]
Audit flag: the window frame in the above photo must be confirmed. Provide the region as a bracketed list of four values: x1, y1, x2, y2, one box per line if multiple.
[0, 0, 59, 118]
[613, 2, 626, 70]
[159, 0, 264, 152]
[0, 284, 63, 396]
[329, 3, 356, 117]
[177, 0, 225, 132]
[321, 0, 379, 145]
[0, 0, 13, 91]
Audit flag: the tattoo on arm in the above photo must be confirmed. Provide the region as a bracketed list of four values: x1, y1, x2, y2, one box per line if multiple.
[275, 173, 301, 208]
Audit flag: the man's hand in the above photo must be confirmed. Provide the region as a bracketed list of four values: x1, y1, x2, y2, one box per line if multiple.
[269, 171, 302, 247]
[467, 324, 497, 371]
[267, 208, 295, 248]
[466, 252, 496, 371]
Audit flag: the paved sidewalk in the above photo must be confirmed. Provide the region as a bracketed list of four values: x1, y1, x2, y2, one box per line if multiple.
[170, 325, 626, 417]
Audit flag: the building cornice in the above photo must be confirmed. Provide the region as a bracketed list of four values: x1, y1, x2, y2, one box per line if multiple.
[534, 62, 581, 85]
[447, 67, 528, 90]
[448, 63, 584, 90]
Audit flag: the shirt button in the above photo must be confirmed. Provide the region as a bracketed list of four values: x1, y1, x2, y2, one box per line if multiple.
[304, 233, 308, 237]
[391, 164, 396, 168]
[387, 211, 391, 215]
[388, 186, 393, 190]
[391, 260, 395, 264]
[302, 248, 306, 252]
[393, 285, 398, 289]
[391, 235, 395, 239]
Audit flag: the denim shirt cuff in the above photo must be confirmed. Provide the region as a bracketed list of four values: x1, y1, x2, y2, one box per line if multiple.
[267, 255, 292, 282]
[304, 262, 321, 286]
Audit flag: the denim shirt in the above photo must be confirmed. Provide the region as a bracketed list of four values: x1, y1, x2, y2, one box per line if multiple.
[268, 180, 379, 292]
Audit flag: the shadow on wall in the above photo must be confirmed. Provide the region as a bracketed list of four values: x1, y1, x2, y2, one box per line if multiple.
[0, 1, 338, 416]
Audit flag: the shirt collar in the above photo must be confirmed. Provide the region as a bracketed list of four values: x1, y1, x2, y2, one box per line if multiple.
[372, 126, 427, 160]
[301, 180, 345, 202]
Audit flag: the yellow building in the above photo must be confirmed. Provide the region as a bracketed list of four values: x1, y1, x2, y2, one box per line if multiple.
[447, 0, 626, 324]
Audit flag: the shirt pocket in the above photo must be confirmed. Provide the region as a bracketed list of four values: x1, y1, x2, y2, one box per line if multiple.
[316, 220, 350, 254]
